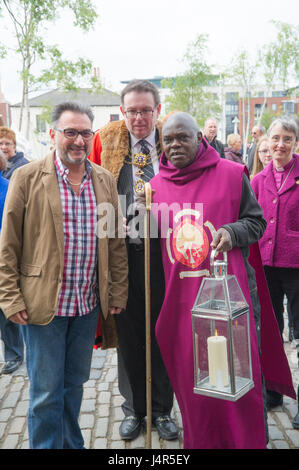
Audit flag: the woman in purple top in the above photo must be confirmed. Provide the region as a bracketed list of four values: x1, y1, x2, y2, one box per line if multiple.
[251, 116, 299, 416]
[224, 133, 243, 164]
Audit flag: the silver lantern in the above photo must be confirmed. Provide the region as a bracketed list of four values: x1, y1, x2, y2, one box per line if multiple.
[191, 249, 254, 401]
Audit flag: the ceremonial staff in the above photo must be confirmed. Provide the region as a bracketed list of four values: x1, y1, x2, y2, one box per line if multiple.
[144, 182, 152, 449]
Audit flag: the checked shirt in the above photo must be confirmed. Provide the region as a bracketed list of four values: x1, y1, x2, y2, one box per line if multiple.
[54, 153, 99, 317]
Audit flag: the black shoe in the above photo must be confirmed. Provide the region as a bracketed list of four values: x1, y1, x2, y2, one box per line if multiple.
[1, 359, 23, 375]
[266, 390, 283, 411]
[154, 415, 178, 440]
[293, 412, 299, 429]
[119, 416, 142, 440]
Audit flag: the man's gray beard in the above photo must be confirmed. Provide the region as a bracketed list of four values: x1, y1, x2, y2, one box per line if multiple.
[57, 148, 87, 165]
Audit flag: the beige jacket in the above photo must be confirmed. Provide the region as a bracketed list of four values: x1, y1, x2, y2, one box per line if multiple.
[0, 152, 128, 349]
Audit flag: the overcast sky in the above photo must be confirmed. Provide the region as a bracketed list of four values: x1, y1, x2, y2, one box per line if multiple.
[0, 0, 298, 104]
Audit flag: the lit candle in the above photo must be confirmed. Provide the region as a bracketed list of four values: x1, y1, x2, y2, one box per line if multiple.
[207, 331, 229, 388]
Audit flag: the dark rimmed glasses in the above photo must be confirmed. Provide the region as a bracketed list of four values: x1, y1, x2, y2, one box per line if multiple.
[55, 128, 95, 141]
[124, 109, 155, 119]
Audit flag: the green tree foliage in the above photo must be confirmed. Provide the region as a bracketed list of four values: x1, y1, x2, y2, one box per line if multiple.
[226, 49, 257, 159]
[256, 21, 299, 126]
[260, 106, 283, 131]
[162, 35, 221, 128]
[262, 21, 299, 91]
[1, 0, 99, 137]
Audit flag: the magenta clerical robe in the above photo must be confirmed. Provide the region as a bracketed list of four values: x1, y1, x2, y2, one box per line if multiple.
[150, 139, 295, 449]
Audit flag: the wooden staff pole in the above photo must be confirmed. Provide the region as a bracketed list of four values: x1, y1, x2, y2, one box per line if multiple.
[144, 182, 152, 449]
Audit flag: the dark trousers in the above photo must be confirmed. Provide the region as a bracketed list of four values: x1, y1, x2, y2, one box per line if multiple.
[115, 243, 173, 419]
[264, 266, 299, 340]
[0, 309, 24, 362]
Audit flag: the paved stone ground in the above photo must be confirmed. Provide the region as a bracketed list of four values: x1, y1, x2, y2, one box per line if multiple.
[0, 316, 298, 450]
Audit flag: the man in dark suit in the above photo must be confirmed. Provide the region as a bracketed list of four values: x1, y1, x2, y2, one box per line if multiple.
[203, 117, 225, 158]
[247, 125, 265, 174]
[89, 80, 177, 442]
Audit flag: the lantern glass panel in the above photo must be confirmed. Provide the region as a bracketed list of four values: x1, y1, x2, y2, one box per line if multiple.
[192, 271, 254, 401]
[193, 275, 248, 317]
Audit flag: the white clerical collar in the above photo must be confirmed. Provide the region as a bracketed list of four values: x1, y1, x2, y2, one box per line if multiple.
[130, 128, 156, 150]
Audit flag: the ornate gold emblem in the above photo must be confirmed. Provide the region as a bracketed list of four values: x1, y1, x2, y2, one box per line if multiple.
[135, 179, 145, 194]
[133, 152, 149, 168]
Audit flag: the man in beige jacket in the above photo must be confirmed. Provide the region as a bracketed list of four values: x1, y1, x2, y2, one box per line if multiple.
[0, 102, 128, 449]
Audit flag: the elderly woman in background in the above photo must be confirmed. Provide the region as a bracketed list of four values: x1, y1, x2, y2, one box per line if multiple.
[251, 136, 272, 178]
[224, 133, 243, 164]
[251, 116, 299, 420]
[0, 126, 29, 180]
[0, 150, 9, 230]
[0, 129, 27, 375]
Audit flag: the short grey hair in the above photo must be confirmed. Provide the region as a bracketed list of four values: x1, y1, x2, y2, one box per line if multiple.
[204, 117, 218, 127]
[51, 102, 94, 127]
[0, 149, 7, 172]
[260, 125, 266, 133]
[268, 116, 298, 140]
[120, 79, 160, 107]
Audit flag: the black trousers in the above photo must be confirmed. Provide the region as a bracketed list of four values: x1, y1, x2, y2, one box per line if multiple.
[264, 266, 299, 340]
[115, 242, 173, 419]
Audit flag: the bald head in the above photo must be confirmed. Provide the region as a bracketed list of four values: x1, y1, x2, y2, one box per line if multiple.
[204, 118, 218, 142]
[162, 112, 202, 169]
[251, 125, 265, 142]
[162, 112, 199, 137]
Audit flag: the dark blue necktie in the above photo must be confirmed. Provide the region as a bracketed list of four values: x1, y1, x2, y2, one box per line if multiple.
[139, 139, 155, 181]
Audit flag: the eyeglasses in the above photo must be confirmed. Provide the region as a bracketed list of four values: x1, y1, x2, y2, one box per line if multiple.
[0, 141, 14, 147]
[270, 135, 294, 144]
[258, 149, 271, 155]
[124, 109, 155, 119]
[55, 128, 94, 141]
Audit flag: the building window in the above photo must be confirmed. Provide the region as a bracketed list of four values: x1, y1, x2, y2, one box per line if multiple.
[258, 92, 264, 98]
[283, 101, 295, 114]
[225, 92, 238, 103]
[36, 115, 46, 133]
[225, 104, 239, 114]
[272, 103, 277, 111]
[255, 103, 263, 117]
[110, 114, 119, 122]
[272, 91, 283, 97]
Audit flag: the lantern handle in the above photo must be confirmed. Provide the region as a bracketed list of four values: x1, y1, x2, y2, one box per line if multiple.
[210, 249, 227, 277]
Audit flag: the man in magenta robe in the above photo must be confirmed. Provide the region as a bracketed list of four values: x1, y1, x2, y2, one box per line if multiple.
[147, 112, 295, 449]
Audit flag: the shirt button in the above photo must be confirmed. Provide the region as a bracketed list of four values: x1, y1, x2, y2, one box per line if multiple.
[270, 218, 275, 224]
[269, 240, 273, 245]
[273, 198, 277, 204]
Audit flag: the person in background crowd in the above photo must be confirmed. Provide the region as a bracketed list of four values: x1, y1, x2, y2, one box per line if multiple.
[251, 136, 272, 178]
[0, 150, 9, 230]
[203, 117, 225, 158]
[293, 116, 299, 430]
[247, 125, 265, 175]
[89, 79, 177, 442]
[0, 127, 28, 374]
[251, 135, 293, 341]
[0, 126, 29, 179]
[251, 116, 299, 413]
[224, 133, 243, 164]
[0, 102, 128, 448]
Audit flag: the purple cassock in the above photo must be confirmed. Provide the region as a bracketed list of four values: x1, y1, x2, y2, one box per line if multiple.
[150, 140, 295, 449]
